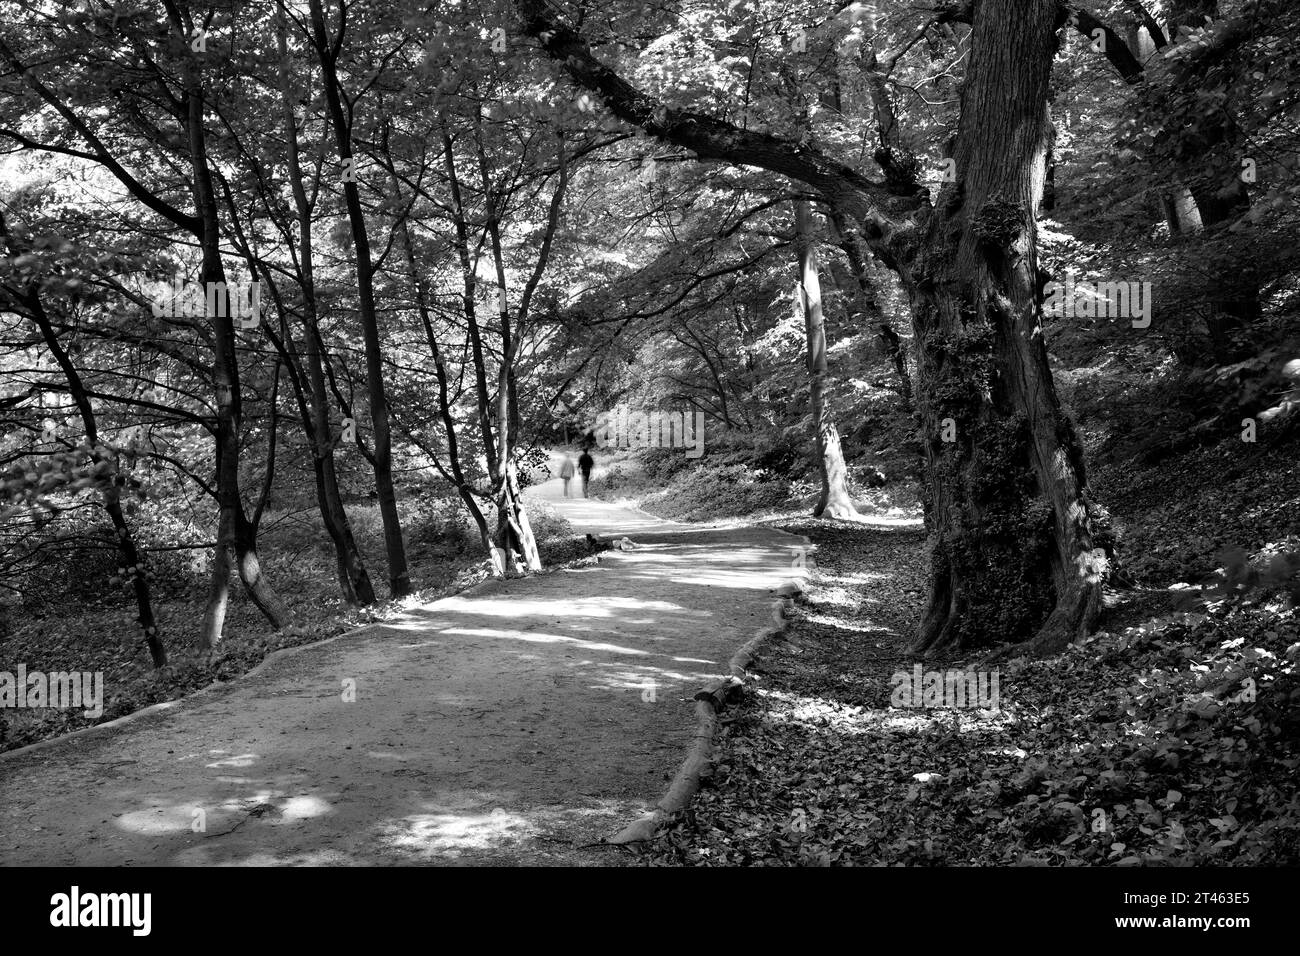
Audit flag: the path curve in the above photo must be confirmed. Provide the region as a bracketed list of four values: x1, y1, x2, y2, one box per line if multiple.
[0, 463, 803, 865]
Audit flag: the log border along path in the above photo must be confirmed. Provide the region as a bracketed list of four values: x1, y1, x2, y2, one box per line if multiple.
[0, 454, 806, 865]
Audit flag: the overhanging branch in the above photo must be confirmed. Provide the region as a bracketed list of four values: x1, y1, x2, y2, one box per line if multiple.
[511, 0, 928, 256]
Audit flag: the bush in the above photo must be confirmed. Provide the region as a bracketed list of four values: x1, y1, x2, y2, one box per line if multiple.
[639, 445, 694, 482]
[32, 531, 119, 611]
[640, 463, 792, 521]
[5, 512, 119, 613]
[590, 460, 639, 496]
[524, 498, 573, 543]
[406, 494, 481, 556]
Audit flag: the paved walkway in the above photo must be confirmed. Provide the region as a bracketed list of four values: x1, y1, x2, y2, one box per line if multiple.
[0, 463, 803, 865]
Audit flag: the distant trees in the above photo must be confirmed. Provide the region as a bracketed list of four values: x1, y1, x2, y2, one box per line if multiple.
[0, 0, 635, 663]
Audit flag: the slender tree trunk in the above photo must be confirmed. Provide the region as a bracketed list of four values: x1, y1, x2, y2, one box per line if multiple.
[487, 293, 543, 576]
[388, 165, 495, 556]
[192, 141, 239, 646]
[232, 508, 289, 626]
[492, 458, 542, 576]
[252, 273, 375, 606]
[202, 510, 235, 649]
[1163, 184, 1204, 235]
[829, 210, 914, 403]
[10, 245, 166, 666]
[308, 0, 410, 598]
[441, 130, 500, 466]
[1157, 0, 1256, 349]
[472, 121, 556, 576]
[232, 372, 290, 629]
[482, 196, 543, 573]
[315, 447, 375, 603]
[169, 9, 287, 648]
[440, 128, 506, 566]
[794, 200, 859, 520]
[275, 0, 375, 606]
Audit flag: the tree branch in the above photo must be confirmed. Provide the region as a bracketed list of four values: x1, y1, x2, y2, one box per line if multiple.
[511, 0, 927, 258]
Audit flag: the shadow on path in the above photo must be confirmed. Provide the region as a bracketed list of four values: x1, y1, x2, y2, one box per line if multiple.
[0, 470, 803, 865]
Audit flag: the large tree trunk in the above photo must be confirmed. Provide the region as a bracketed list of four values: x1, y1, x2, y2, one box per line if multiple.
[794, 199, 859, 520]
[514, 0, 1110, 657]
[903, 0, 1108, 656]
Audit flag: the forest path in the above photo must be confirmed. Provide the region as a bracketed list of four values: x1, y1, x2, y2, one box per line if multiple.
[0, 466, 803, 865]
[528, 449, 698, 536]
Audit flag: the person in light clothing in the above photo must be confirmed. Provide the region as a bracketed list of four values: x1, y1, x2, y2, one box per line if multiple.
[558, 455, 576, 497]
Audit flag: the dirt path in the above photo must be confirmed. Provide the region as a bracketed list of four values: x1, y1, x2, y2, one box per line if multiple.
[0, 464, 803, 865]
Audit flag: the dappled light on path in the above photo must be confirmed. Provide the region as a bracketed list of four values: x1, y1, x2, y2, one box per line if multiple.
[1, 475, 805, 865]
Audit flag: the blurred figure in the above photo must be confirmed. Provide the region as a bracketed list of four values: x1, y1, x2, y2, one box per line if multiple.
[559, 454, 576, 497]
[578, 449, 594, 497]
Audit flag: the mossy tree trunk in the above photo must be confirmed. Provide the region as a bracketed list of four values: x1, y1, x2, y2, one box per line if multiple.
[902, 0, 1108, 654]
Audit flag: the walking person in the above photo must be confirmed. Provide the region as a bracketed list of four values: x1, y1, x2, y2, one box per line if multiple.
[578, 448, 594, 498]
[558, 454, 576, 497]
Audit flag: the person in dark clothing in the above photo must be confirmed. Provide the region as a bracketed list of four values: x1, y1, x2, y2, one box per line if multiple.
[577, 449, 594, 497]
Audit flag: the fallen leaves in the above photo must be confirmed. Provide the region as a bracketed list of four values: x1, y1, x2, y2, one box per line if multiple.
[643, 518, 1300, 867]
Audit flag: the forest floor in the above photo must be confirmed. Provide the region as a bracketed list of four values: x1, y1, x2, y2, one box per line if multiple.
[0, 465, 805, 865]
[633, 435, 1300, 866]
[638, 517, 1299, 866]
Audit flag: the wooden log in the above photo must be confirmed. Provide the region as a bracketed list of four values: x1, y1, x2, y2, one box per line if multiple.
[606, 552, 810, 843]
